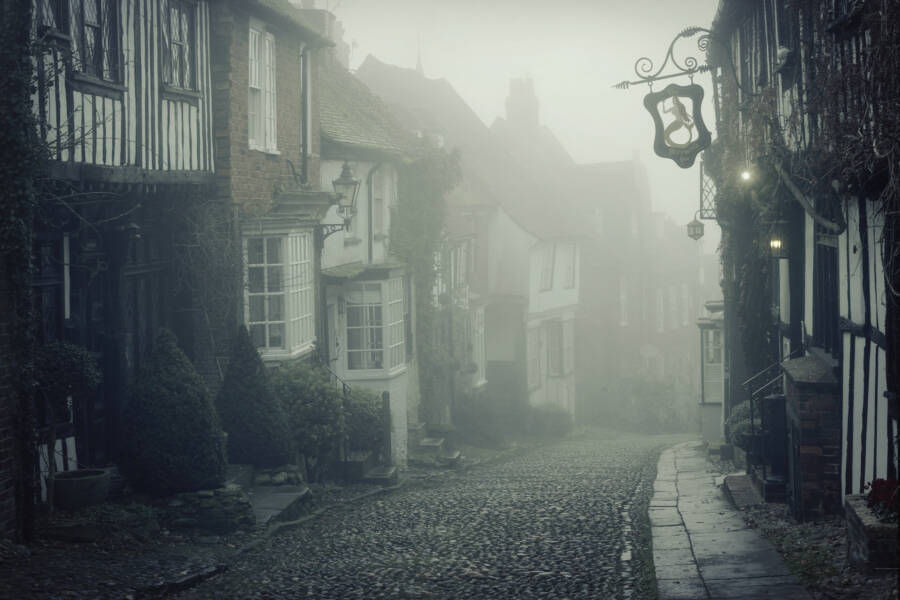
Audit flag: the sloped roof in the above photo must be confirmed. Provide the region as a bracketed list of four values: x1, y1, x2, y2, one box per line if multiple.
[355, 55, 589, 241]
[318, 57, 414, 159]
[252, 0, 330, 45]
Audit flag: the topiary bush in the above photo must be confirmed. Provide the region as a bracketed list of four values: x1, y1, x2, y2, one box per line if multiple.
[344, 387, 385, 454]
[120, 329, 226, 495]
[216, 326, 294, 467]
[270, 362, 344, 481]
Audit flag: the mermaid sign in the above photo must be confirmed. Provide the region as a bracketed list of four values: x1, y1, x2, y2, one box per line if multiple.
[643, 83, 711, 168]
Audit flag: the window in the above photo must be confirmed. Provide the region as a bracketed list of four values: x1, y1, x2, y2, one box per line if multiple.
[40, 0, 68, 31]
[161, 0, 195, 89]
[527, 328, 540, 388]
[563, 243, 576, 289]
[563, 319, 574, 375]
[373, 171, 385, 236]
[470, 306, 485, 384]
[249, 23, 277, 151]
[70, 0, 120, 81]
[668, 285, 678, 330]
[656, 288, 665, 332]
[547, 321, 563, 377]
[346, 278, 405, 371]
[539, 244, 555, 291]
[245, 233, 314, 354]
[705, 329, 722, 364]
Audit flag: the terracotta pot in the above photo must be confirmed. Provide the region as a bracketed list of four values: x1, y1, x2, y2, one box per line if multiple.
[52, 469, 111, 510]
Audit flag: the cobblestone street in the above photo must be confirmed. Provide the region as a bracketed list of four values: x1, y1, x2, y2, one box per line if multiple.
[178, 431, 686, 599]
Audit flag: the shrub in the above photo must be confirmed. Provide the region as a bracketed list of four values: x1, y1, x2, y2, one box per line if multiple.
[270, 362, 344, 481]
[120, 330, 226, 494]
[33, 341, 102, 425]
[345, 387, 385, 454]
[216, 326, 294, 467]
[724, 400, 753, 449]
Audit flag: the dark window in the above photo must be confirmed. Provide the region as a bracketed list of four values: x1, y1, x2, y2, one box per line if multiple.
[161, 0, 196, 89]
[40, 0, 69, 31]
[71, 0, 120, 81]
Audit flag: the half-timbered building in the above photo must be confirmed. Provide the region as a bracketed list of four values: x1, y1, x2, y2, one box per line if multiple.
[708, 0, 898, 520]
[30, 0, 218, 471]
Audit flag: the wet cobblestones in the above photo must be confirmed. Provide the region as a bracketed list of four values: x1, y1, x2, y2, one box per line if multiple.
[179, 431, 683, 599]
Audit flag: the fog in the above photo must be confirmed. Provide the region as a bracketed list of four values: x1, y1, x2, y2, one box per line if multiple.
[333, 0, 722, 251]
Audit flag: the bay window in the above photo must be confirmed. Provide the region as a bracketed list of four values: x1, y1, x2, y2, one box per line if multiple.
[245, 233, 314, 355]
[346, 278, 405, 371]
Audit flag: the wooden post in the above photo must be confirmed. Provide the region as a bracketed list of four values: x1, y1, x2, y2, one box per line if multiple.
[381, 391, 392, 467]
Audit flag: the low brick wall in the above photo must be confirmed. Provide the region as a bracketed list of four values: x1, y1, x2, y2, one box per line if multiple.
[845, 494, 898, 570]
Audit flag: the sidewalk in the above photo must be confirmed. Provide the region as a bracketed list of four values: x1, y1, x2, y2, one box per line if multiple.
[651, 441, 812, 600]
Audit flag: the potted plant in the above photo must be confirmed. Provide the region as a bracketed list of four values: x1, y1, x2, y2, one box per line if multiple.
[33, 341, 102, 512]
[845, 478, 898, 570]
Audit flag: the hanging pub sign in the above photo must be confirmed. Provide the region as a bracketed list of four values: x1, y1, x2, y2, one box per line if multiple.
[643, 83, 711, 169]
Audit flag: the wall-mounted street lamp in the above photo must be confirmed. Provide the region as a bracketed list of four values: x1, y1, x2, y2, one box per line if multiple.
[767, 221, 789, 259]
[319, 161, 361, 239]
[687, 212, 705, 240]
[740, 170, 752, 182]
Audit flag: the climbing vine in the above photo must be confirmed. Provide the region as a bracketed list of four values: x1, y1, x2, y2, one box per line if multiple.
[390, 144, 461, 422]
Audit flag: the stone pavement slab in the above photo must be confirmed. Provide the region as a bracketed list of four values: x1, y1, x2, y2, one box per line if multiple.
[651, 441, 812, 600]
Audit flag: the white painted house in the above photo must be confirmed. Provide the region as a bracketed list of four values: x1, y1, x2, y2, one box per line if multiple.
[317, 56, 416, 467]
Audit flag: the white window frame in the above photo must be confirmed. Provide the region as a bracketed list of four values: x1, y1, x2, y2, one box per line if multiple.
[244, 232, 314, 357]
[527, 327, 540, 389]
[345, 278, 406, 373]
[248, 20, 277, 153]
[539, 244, 555, 291]
[547, 321, 563, 377]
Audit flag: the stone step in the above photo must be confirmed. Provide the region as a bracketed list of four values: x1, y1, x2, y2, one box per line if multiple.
[418, 437, 445, 455]
[437, 450, 462, 468]
[362, 465, 398, 486]
[248, 485, 310, 527]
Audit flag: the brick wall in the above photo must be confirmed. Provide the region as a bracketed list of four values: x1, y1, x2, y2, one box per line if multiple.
[784, 356, 842, 520]
[0, 261, 19, 539]
[211, 3, 322, 214]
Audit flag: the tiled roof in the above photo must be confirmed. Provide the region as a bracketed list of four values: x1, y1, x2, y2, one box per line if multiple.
[318, 58, 414, 159]
[355, 55, 589, 240]
[252, 0, 329, 44]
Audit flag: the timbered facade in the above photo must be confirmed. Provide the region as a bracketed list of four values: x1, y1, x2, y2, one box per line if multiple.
[709, 0, 898, 519]
[30, 0, 217, 468]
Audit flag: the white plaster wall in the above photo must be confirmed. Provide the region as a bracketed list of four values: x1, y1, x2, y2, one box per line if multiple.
[528, 241, 579, 315]
[486, 209, 531, 297]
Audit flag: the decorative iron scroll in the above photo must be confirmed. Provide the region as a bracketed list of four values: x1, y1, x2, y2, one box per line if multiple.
[613, 27, 713, 90]
[644, 83, 711, 168]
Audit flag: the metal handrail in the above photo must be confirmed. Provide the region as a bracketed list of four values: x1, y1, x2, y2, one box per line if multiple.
[741, 346, 804, 389]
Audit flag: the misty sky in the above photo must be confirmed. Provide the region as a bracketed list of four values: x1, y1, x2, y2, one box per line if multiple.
[329, 0, 722, 251]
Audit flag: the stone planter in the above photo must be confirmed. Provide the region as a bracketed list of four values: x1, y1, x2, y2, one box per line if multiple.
[845, 494, 898, 570]
[52, 469, 111, 510]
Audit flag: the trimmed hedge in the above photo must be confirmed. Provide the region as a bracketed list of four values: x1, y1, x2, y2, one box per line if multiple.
[120, 330, 227, 494]
[345, 387, 385, 454]
[270, 362, 344, 482]
[216, 326, 294, 467]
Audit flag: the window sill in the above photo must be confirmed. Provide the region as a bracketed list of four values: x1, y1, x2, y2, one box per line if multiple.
[249, 145, 281, 156]
[161, 84, 201, 105]
[343, 236, 362, 247]
[258, 343, 315, 365]
[70, 72, 126, 99]
[343, 364, 407, 381]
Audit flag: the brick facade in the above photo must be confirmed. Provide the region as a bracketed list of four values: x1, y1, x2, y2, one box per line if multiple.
[784, 356, 842, 521]
[211, 2, 323, 214]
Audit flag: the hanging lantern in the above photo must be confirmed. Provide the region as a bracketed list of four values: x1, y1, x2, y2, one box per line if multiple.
[686, 216, 705, 240]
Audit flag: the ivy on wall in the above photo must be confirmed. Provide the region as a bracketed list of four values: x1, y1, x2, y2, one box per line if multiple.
[390, 145, 461, 422]
[0, 0, 44, 541]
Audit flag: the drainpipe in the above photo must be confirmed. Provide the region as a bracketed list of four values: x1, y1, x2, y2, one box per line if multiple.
[366, 162, 384, 264]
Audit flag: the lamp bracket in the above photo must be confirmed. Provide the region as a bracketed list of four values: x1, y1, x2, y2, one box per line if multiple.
[317, 222, 347, 241]
[612, 26, 761, 99]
